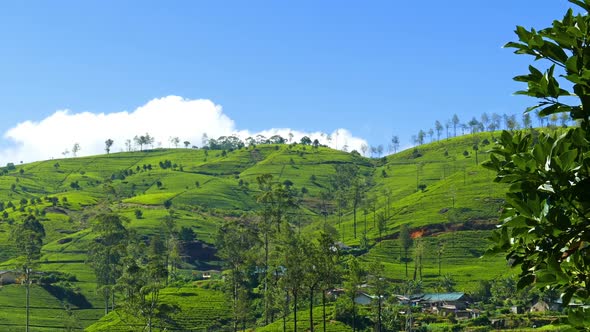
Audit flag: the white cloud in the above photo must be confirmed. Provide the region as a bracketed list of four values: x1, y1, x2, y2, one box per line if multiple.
[0, 96, 368, 164]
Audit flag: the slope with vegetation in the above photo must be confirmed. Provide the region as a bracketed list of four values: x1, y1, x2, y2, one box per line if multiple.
[0, 129, 560, 331]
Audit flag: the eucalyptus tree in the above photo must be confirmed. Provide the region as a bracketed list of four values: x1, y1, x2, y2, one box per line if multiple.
[256, 173, 298, 324]
[435, 120, 443, 140]
[217, 219, 259, 331]
[399, 224, 413, 278]
[87, 213, 129, 315]
[11, 214, 46, 332]
[279, 229, 307, 331]
[72, 143, 80, 157]
[105, 139, 114, 154]
[345, 257, 365, 332]
[391, 135, 400, 153]
[317, 231, 340, 332]
[368, 260, 387, 332]
[451, 114, 460, 136]
[116, 235, 171, 332]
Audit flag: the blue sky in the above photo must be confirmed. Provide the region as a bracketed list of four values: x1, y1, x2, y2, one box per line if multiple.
[0, 1, 574, 162]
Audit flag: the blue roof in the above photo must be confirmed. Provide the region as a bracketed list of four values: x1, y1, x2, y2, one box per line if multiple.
[421, 292, 466, 302]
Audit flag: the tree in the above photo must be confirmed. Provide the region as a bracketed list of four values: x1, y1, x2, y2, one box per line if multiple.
[117, 235, 172, 332]
[300, 136, 312, 145]
[360, 143, 369, 157]
[435, 120, 443, 141]
[522, 113, 532, 129]
[399, 224, 412, 278]
[452, 114, 460, 137]
[105, 139, 114, 154]
[317, 231, 340, 332]
[217, 219, 258, 331]
[134, 133, 155, 151]
[72, 143, 80, 157]
[312, 138, 320, 149]
[391, 135, 400, 153]
[345, 257, 364, 332]
[481, 112, 490, 131]
[169, 136, 180, 148]
[183, 140, 190, 148]
[11, 215, 46, 332]
[87, 213, 129, 315]
[368, 260, 387, 332]
[467, 117, 479, 134]
[280, 230, 307, 332]
[377, 212, 388, 242]
[416, 130, 425, 145]
[484, 2, 590, 327]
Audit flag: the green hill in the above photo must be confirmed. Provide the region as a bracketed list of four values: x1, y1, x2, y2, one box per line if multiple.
[0, 134, 510, 330]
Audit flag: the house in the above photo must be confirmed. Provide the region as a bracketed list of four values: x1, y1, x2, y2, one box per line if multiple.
[530, 300, 550, 313]
[416, 292, 471, 317]
[354, 292, 377, 305]
[0, 270, 18, 285]
[200, 270, 220, 279]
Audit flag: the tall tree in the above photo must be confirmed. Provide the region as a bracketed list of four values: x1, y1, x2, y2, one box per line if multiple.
[117, 235, 171, 332]
[105, 139, 114, 154]
[11, 215, 46, 332]
[435, 120, 443, 140]
[317, 231, 340, 332]
[368, 260, 387, 332]
[399, 224, 413, 278]
[256, 173, 297, 324]
[345, 257, 364, 332]
[280, 230, 307, 332]
[416, 130, 425, 145]
[169, 136, 180, 148]
[72, 143, 81, 157]
[481, 112, 490, 131]
[391, 135, 399, 153]
[217, 219, 258, 331]
[452, 114, 460, 137]
[87, 213, 129, 315]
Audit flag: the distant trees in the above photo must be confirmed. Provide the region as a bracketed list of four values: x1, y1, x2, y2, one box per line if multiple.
[183, 140, 190, 148]
[134, 133, 155, 151]
[105, 139, 114, 154]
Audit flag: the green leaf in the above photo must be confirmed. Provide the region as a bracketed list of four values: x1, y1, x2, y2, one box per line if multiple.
[566, 55, 579, 73]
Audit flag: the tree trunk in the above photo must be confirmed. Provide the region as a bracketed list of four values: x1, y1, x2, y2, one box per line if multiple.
[26, 270, 30, 332]
[309, 287, 314, 332]
[264, 232, 269, 325]
[352, 299, 356, 332]
[104, 288, 109, 315]
[378, 297, 382, 332]
[353, 204, 357, 239]
[322, 291, 326, 332]
[293, 291, 298, 332]
[405, 249, 409, 278]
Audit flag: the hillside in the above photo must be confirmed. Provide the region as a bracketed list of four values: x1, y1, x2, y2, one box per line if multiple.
[0, 133, 509, 330]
